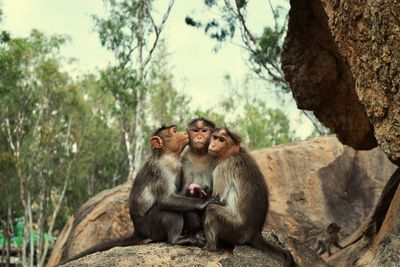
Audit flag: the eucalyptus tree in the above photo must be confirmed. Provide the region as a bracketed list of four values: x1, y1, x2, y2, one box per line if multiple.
[94, 0, 175, 180]
[186, 0, 329, 135]
[194, 75, 296, 149]
[0, 30, 81, 267]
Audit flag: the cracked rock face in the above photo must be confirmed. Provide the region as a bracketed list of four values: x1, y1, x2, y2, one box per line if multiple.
[282, 0, 400, 166]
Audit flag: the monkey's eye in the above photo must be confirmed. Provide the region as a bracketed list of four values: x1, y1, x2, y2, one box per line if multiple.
[212, 135, 218, 140]
[201, 129, 208, 133]
[192, 129, 199, 133]
[219, 137, 225, 142]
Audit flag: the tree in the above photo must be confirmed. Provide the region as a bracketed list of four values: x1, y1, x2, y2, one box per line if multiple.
[194, 75, 296, 149]
[186, 0, 330, 136]
[0, 133, 21, 267]
[145, 42, 193, 128]
[0, 29, 77, 266]
[93, 0, 175, 180]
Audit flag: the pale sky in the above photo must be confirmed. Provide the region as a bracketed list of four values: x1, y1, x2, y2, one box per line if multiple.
[1, 0, 313, 138]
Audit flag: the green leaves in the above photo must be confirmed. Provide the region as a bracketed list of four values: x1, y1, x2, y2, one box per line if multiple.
[193, 76, 296, 149]
[186, 1, 289, 90]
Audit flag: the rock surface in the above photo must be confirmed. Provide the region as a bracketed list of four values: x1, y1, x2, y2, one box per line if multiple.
[281, 0, 400, 265]
[47, 136, 396, 267]
[48, 184, 133, 266]
[281, 0, 400, 166]
[59, 232, 327, 267]
[326, 168, 400, 266]
[254, 136, 396, 241]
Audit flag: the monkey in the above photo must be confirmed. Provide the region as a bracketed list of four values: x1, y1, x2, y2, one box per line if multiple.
[203, 128, 294, 267]
[186, 183, 210, 199]
[179, 118, 216, 236]
[306, 223, 344, 256]
[60, 125, 210, 265]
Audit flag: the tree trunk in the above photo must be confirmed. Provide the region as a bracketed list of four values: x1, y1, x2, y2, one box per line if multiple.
[131, 0, 146, 180]
[36, 172, 46, 267]
[40, 158, 72, 266]
[132, 86, 144, 179]
[27, 194, 34, 267]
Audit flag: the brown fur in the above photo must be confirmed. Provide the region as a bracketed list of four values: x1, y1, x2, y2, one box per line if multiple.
[204, 128, 294, 267]
[60, 126, 208, 265]
[313, 223, 344, 256]
[180, 119, 216, 235]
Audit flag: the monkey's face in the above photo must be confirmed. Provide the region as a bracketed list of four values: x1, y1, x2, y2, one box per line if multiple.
[187, 121, 212, 151]
[151, 125, 189, 155]
[208, 130, 239, 159]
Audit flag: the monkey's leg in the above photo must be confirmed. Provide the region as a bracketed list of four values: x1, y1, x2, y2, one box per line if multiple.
[205, 204, 242, 230]
[182, 212, 206, 247]
[203, 205, 240, 251]
[184, 211, 203, 233]
[327, 243, 333, 256]
[203, 213, 219, 251]
[203, 204, 244, 251]
[161, 211, 199, 246]
[317, 242, 327, 256]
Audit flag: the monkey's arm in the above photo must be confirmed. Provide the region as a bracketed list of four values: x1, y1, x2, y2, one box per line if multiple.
[158, 193, 208, 212]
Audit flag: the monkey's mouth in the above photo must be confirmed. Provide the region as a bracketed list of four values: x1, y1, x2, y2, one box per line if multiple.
[193, 141, 206, 147]
[208, 149, 218, 155]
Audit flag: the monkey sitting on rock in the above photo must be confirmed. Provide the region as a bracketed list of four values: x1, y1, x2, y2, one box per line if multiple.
[203, 128, 294, 267]
[179, 118, 216, 236]
[312, 223, 345, 256]
[60, 125, 210, 265]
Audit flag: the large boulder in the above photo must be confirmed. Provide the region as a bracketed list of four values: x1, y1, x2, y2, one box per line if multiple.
[47, 136, 396, 266]
[254, 136, 396, 241]
[281, 0, 400, 166]
[47, 184, 133, 267]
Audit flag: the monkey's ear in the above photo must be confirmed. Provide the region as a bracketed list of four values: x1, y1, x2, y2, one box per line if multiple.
[150, 136, 163, 149]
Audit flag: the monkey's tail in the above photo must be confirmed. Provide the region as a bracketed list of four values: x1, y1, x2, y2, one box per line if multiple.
[58, 232, 146, 266]
[250, 234, 295, 267]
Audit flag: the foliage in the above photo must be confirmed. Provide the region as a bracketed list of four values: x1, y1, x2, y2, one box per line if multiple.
[0, 4, 298, 265]
[145, 42, 192, 127]
[185, 0, 288, 87]
[0, 30, 129, 265]
[194, 75, 296, 149]
[0, 29, 76, 265]
[185, 0, 330, 135]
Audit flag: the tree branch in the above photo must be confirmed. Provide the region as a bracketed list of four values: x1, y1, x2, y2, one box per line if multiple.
[142, 0, 174, 68]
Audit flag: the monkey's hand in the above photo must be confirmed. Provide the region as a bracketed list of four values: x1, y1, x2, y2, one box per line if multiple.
[203, 185, 212, 197]
[209, 195, 222, 206]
